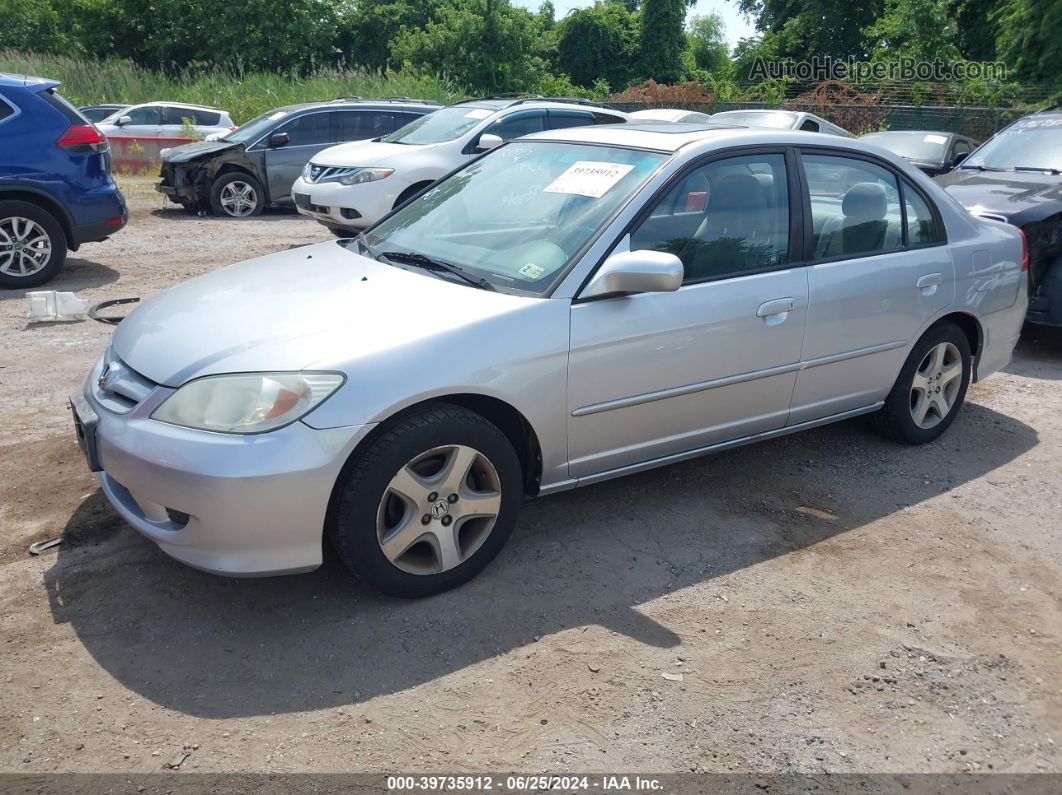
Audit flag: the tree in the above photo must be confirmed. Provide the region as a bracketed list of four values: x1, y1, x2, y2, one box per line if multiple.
[950, 0, 998, 61]
[686, 13, 730, 75]
[992, 0, 1062, 84]
[344, 0, 445, 72]
[738, 0, 882, 61]
[0, 0, 69, 53]
[556, 1, 640, 90]
[640, 0, 687, 84]
[390, 0, 544, 93]
[863, 0, 962, 62]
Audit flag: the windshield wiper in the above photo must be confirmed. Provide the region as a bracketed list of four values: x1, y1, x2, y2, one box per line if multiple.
[1013, 165, 1062, 175]
[958, 164, 1007, 171]
[379, 249, 498, 292]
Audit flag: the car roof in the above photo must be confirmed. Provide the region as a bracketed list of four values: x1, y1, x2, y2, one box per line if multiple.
[524, 123, 885, 154]
[629, 108, 701, 121]
[862, 130, 954, 138]
[0, 73, 59, 90]
[131, 101, 227, 112]
[270, 98, 443, 114]
[451, 96, 622, 114]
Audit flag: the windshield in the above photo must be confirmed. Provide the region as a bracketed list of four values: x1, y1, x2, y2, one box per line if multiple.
[382, 106, 493, 145]
[964, 116, 1062, 171]
[862, 133, 949, 161]
[361, 141, 667, 294]
[223, 109, 290, 143]
[711, 111, 798, 129]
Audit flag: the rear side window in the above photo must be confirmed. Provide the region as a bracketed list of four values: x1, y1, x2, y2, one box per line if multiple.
[802, 153, 903, 258]
[593, 112, 626, 125]
[548, 110, 594, 130]
[336, 110, 398, 141]
[38, 88, 88, 124]
[902, 180, 944, 245]
[0, 98, 14, 122]
[192, 109, 220, 126]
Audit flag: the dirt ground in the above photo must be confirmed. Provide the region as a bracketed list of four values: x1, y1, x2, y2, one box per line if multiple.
[1, 177, 1061, 776]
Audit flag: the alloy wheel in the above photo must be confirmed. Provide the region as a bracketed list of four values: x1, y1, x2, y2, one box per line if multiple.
[219, 181, 258, 217]
[376, 444, 502, 576]
[0, 217, 52, 277]
[910, 341, 963, 429]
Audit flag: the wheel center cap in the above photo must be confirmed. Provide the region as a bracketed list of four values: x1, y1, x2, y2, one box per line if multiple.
[13, 243, 22, 251]
[430, 500, 449, 519]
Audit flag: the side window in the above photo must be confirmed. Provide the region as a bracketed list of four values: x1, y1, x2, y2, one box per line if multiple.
[337, 111, 397, 141]
[903, 180, 944, 245]
[126, 106, 161, 125]
[275, 112, 331, 146]
[192, 109, 220, 126]
[952, 140, 971, 160]
[593, 111, 627, 125]
[484, 111, 546, 141]
[163, 107, 195, 126]
[548, 110, 594, 130]
[630, 153, 791, 283]
[0, 98, 14, 122]
[799, 118, 820, 132]
[802, 153, 903, 259]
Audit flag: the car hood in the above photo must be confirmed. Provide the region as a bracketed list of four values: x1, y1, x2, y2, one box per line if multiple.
[311, 139, 440, 168]
[111, 241, 536, 387]
[935, 169, 1062, 225]
[161, 140, 241, 163]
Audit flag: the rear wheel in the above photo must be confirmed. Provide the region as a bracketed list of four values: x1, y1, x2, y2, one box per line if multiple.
[330, 404, 523, 597]
[871, 322, 971, 444]
[209, 173, 264, 218]
[0, 201, 67, 289]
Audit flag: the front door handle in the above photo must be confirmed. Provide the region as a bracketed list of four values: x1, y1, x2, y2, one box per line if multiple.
[916, 273, 943, 293]
[756, 297, 795, 326]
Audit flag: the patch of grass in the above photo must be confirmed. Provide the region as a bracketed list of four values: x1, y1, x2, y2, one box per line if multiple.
[1, 51, 466, 124]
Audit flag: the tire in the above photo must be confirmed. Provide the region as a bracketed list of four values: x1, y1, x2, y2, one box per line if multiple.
[0, 200, 68, 289]
[393, 182, 432, 211]
[209, 173, 265, 218]
[871, 322, 972, 445]
[330, 403, 524, 597]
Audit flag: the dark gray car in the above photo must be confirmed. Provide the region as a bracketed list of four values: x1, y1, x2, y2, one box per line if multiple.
[861, 131, 979, 177]
[156, 98, 441, 217]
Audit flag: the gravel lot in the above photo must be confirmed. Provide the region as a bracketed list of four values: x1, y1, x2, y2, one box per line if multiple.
[1, 178, 1060, 775]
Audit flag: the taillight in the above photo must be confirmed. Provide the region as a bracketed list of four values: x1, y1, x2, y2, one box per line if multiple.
[1018, 227, 1029, 271]
[57, 124, 107, 150]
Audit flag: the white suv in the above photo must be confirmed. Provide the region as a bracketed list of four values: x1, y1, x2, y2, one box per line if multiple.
[96, 102, 235, 139]
[291, 97, 627, 233]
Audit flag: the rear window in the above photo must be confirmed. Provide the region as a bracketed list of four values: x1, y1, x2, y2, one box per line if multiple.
[594, 112, 626, 125]
[193, 109, 221, 126]
[38, 88, 88, 124]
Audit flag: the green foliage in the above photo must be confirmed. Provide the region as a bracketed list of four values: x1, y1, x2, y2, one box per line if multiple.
[950, 0, 998, 61]
[640, 0, 687, 84]
[0, 50, 464, 123]
[738, 0, 883, 60]
[389, 0, 543, 93]
[686, 13, 730, 75]
[556, 1, 640, 90]
[863, 0, 962, 62]
[0, 0, 69, 53]
[992, 0, 1062, 84]
[344, 0, 444, 72]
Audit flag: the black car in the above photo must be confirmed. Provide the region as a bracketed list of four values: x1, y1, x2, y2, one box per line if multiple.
[156, 97, 441, 218]
[936, 110, 1062, 328]
[860, 130, 979, 176]
[78, 103, 129, 123]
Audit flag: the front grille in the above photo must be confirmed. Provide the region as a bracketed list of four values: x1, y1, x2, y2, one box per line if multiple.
[92, 349, 158, 414]
[306, 165, 359, 184]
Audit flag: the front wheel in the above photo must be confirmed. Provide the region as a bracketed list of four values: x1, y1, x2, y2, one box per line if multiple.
[0, 201, 68, 289]
[330, 404, 524, 597]
[209, 173, 265, 218]
[871, 322, 972, 444]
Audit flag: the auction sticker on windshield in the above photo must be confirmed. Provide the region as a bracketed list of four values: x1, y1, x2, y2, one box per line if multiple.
[544, 161, 636, 198]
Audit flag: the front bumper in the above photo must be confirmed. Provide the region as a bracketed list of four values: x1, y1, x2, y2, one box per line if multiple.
[78, 357, 373, 576]
[1027, 262, 1062, 327]
[291, 176, 398, 230]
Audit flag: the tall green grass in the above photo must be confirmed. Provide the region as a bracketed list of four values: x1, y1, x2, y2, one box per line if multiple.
[0, 51, 467, 123]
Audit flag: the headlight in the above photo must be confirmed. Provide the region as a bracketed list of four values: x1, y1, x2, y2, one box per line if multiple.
[151, 372, 344, 434]
[339, 168, 393, 186]
[302, 162, 314, 180]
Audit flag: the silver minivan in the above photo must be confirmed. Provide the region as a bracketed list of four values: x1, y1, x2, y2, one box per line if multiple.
[73, 125, 1027, 597]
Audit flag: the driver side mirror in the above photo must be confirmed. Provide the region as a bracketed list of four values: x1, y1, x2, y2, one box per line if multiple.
[116, 115, 132, 127]
[475, 133, 503, 153]
[581, 250, 684, 299]
[268, 131, 291, 148]
[950, 152, 968, 169]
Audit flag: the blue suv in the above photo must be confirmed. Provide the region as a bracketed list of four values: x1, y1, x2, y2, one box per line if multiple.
[0, 74, 127, 288]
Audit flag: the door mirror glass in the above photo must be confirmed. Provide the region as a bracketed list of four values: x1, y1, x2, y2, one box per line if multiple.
[268, 131, 291, 148]
[581, 250, 684, 299]
[476, 133, 503, 152]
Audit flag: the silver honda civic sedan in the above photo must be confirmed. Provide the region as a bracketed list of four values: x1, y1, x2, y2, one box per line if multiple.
[72, 124, 1028, 597]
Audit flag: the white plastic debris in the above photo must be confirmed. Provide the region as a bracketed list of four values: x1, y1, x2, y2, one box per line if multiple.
[27, 291, 89, 321]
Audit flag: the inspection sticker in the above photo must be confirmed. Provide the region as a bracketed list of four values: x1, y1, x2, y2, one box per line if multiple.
[518, 262, 545, 279]
[923, 134, 948, 144]
[544, 161, 635, 198]
[465, 108, 493, 119]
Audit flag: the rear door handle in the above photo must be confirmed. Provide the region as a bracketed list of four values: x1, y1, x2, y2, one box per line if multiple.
[756, 297, 795, 325]
[916, 273, 943, 290]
